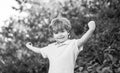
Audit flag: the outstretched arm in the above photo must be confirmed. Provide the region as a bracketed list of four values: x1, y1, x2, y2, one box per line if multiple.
[26, 42, 43, 53]
[26, 42, 48, 58]
[77, 21, 96, 48]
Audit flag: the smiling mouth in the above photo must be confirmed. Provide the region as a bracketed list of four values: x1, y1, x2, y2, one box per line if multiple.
[57, 37, 65, 39]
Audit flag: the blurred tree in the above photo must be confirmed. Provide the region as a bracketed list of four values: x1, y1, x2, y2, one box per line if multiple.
[0, 0, 120, 73]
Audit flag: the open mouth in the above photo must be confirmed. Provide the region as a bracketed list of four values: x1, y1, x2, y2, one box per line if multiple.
[57, 37, 65, 39]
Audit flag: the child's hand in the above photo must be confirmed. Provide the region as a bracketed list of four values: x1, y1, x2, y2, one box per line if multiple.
[88, 21, 96, 30]
[26, 42, 33, 48]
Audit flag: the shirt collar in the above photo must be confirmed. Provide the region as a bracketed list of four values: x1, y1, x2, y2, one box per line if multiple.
[55, 40, 70, 46]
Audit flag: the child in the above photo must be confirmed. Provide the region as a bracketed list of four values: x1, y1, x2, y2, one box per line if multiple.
[26, 17, 96, 73]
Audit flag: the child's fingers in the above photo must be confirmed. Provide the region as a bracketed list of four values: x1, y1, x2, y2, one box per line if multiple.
[26, 42, 32, 46]
[88, 21, 96, 29]
[28, 42, 32, 45]
[88, 21, 95, 25]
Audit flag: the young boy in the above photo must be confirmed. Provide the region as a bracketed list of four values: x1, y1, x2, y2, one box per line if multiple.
[26, 17, 96, 73]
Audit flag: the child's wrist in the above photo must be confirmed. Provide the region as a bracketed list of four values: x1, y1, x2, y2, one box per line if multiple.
[27, 45, 33, 49]
[89, 28, 95, 31]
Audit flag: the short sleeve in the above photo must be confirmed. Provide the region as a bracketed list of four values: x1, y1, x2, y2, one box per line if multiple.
[40, 46, 49, 58]
[73, 39, 83, 59]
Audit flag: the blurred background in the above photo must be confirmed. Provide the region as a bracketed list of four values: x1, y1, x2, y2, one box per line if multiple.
[0, 0, 120, 73]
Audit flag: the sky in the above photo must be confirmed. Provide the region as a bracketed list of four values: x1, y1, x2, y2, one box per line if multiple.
[0, 0, 19, 29]
[0, 0, 58, 29]
[0, 0, 50, 29]
[0, 0, 18, 21]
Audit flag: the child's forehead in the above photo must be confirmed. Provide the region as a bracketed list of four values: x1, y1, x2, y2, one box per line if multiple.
[50, 17, 71, 26]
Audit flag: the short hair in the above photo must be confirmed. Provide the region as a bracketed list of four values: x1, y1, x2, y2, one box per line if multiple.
[50, 17, 71, 33]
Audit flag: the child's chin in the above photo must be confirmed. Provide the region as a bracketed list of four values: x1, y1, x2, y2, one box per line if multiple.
[57, 40, 66, 43]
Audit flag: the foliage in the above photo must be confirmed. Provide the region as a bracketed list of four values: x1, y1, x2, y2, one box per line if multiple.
[0, 0, 120, 73]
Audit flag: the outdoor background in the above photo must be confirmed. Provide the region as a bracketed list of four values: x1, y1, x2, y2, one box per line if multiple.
[0, 0, 120, 73]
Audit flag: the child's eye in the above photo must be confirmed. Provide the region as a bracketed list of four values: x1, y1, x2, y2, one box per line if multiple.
[53, 30, 65, 34]
[60, 30, 64, 32]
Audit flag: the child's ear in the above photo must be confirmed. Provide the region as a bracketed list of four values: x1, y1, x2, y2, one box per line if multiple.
[68, 31, 71, 35]
[68, 33, 71, 38]
[68, 32, 70, 35]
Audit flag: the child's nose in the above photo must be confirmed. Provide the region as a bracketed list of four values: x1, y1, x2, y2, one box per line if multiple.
[58, 32, 63, 35]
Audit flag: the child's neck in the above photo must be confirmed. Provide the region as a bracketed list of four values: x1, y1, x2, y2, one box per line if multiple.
[56, 39, 68, 45]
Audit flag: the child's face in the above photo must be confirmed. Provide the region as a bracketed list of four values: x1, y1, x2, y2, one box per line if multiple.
[53, 29, 69, 43]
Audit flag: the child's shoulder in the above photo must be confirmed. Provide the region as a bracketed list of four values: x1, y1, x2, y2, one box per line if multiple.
[61, 39, 78, 45]
[47, 42, 56, 47]
[47, 39, 77, 47]
[68, 39, 78, 42]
